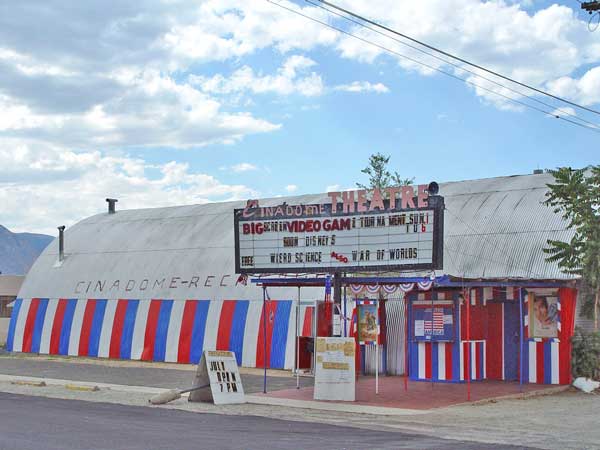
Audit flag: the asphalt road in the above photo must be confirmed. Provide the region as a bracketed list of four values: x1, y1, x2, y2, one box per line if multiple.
[0, 356, 312, 393]
[0, 393, 533, 450]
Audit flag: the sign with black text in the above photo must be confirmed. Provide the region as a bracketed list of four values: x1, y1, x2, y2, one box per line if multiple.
[234, 186, 444, 274]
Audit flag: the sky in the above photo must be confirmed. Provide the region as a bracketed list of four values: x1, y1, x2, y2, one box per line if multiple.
[0, 0, 599, 235]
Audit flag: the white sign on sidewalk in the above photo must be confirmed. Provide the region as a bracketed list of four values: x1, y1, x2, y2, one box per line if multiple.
[314, 337, 355, 402]
[188, 350, 245, 405]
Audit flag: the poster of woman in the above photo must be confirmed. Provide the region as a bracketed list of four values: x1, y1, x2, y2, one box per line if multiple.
[529, 294, 558, 338]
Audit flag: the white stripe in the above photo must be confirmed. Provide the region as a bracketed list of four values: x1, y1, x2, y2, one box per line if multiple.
[98, 300, 118, 358]
[524, 315, 529, 327]
[437, 342, 446, 380]
[459, 342, 464, 380]
[528, 341, 537, 383]
[283, 303, 297, 371]
[501, 303, 505, 380]
[551, 342, 560, 384]
[68, 300, 88, 356]
[12, 299, 31, 352]
[130, 300, 151, 360]
[202, 300, 223, 352]
[418, 342, 426, 379]
[471, 342, 477, 380]
[483, 342, 487, 379]
[506, 288, 514, 300]
[164, 300, 186, 363]
[39, 299, 59, 355]
[242, 301, 263, 367]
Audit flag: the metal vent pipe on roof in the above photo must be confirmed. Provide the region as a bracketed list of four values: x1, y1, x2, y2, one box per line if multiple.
[106, 198, 118, 214]
[58, 226, 65, 262]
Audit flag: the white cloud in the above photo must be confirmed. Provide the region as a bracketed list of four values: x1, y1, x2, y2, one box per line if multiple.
[334, 81, 389, 93]
[0, 138, 256, 235]
[230, 162, 258, 173]
[190, 55, 324, 97]
[285, 184, 298, 193]
[546, 67, 600, 107]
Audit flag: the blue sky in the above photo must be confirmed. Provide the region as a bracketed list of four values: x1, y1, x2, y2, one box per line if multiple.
[0, 0, 598, 234]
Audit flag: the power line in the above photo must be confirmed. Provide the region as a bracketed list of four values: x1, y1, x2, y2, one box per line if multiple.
[315, 0, 600, 117]
[266, 0, 600, 134]
[306, 0, 600, 131]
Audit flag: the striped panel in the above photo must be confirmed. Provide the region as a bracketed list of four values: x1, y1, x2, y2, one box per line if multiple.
[78, 299, 97, 356]
[12, 298, 31, 352]
[58, 299, 77, 356]
[152, 300, 173, 362]
[256, 300, 278, 368]
[130, 299, 151, 360]
[229, 301, 249, 366]
[141, 299, 161, 361]
[22, 298, 41, 353]
[30, 299, 49, 354]
[98, 299, 118, 358]
[283, 303, 297, 371]
[270, 300, 292, 369]
[87, 300, 107, 357]
[189, 300, 210, 364]
[6, 298, 23, 352]
[39, 299, 58, 355]
[67, 299, 87, 356]
[203, 300, 224, 353]
[242, 300, 263, 367]
[164, 300, 186, 363]
[177, 300, 197, 363]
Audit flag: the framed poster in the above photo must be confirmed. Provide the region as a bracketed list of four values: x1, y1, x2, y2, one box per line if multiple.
[529, 294, 558, 338]
[413, 305, 454, 341]
[357, 303, 378, 344]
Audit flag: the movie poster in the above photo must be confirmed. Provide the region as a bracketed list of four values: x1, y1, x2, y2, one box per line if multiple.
[357, 303, 378, 343]
[529, 294, 558, 338]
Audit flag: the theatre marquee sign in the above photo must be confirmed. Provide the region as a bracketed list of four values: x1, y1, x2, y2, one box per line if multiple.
[234, 185, 444, 274]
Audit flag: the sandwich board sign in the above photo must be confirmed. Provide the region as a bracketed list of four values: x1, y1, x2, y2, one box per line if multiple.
[188, 350, 245, 405]
[314, 337, 356, 401]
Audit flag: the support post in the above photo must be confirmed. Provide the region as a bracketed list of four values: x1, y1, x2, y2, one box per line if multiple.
[519, 287, 524, 392]
[263, 286, 267, 394]
[376, 299, 379, 395]
[404, 294, 408, 392]
[466, 288, 471, 402]
[296, 286, 301, 389]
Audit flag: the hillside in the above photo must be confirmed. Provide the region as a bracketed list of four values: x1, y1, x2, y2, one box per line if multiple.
[0, 225, 53, 275]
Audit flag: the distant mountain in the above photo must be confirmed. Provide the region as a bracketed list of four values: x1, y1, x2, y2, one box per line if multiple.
[0, 225, 53, 275]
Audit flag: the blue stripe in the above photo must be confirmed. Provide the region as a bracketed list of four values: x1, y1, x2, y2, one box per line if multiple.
[431, 342, 439, 381]
[6, 298, 23, 352]
[452, 294, 461, 381]
[479, 343, 485, 380]
[88, 300, 107, 357]
[59, 299, 78, 355]
[30, 299, 49, 353]
[270, 300, 292, 369]
[543, 341, 552, 384]
[153, 300, 173, 362]
[229, 300, 249, 366]
[190, 301, 210, 364]
[119, 300, 139, 359]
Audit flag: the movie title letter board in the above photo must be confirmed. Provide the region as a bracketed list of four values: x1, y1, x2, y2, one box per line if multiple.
[234, 188, 444, 274]
[413, 306, 454, 341]
[314, 337, 356, 402]
[188, 350, 245, 405]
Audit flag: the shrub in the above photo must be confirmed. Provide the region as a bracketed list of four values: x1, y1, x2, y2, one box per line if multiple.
[571, 327, 600, 379]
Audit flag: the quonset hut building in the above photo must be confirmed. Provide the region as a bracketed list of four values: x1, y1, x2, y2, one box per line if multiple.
[7, 172, 581, 385]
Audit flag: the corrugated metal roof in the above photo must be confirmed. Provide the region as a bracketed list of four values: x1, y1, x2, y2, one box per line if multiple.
[18, 172, 576, 300]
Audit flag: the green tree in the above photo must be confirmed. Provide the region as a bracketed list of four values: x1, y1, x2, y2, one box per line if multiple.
[544, 166, 600, 329]
[356, 153, 413, 189]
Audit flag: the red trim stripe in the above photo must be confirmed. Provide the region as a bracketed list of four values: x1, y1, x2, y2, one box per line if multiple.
[217, 300, 236, 350]
[78, 300, 96, 356]
[445, 341, 453, 380]
[302, 307, 313, 337]
[109, 300, 129, 359]
[424, 342, 432, 379]
[463, 342, 469, 380]
[49, 299, 68, 355]
[536, 341, 545, 384]
[256, 301, 277, 369]
[475, 342, 482, 379]
[177, 300, 197, 363]
[22, 298, 41, 353]
[141, 299, 161, 361]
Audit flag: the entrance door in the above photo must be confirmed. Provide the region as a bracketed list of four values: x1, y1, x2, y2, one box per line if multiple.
[504, 301, 520, 381]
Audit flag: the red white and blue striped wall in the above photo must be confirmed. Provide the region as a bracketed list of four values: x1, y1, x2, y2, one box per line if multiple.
[6, 299, 314, 370]
[408, 287, 576, 385]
